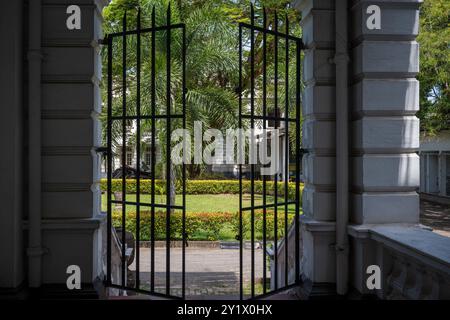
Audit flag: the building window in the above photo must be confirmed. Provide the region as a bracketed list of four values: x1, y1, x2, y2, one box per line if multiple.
[126, 147, 133, 166]
[145, 152, 151, 166]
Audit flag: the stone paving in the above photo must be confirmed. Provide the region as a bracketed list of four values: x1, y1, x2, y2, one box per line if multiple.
[420, 200, 450, 238]
[129, 247, 269, 298]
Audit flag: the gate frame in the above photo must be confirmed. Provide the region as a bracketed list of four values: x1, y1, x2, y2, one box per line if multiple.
[104, 5, 303, 300]
[238, 5, 303, 300]
[105, 6, 187, 300]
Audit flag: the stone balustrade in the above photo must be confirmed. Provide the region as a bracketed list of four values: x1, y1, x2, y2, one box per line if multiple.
[273, 221, 450, 299]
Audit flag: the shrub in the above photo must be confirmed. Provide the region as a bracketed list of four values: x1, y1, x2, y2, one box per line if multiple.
[113, 210, 296, 241]
[101, 179, 302, 199]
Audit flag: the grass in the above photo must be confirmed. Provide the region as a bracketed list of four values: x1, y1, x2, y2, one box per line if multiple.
[102, 193, 296, 214]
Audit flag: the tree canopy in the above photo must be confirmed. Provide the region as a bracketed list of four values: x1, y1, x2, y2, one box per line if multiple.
[417, 0, 450, 135]
[101, 0, 301, 178]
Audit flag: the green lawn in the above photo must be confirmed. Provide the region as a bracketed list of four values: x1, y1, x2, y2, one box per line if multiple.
[102, 193, 296, 213]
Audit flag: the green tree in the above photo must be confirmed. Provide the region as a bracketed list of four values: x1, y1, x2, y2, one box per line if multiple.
[102, 0, 301, 176]
[417, 0, 450, 134]
[102, 0, 241, 195]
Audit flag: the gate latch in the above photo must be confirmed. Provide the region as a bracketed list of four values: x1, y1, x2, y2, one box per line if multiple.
[183, 232, 189, 247]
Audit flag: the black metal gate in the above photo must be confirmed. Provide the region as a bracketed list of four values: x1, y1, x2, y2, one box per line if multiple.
[237, 6, 302, 299]
[105, 6, 186, 299]
[105, 5, 302, 300]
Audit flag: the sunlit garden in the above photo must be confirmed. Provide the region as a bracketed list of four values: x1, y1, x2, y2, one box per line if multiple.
[101, 179, 303, 241]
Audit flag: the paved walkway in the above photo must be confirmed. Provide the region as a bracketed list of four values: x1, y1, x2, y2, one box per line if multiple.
[129, 247, 269, 298]
[420, 200, 450, 238]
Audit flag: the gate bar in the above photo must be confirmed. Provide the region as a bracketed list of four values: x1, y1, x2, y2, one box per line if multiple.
[262, 7, 268, 295]
[241, 114, 297, 122]
[240, 23, 300, 42]
[106, 35, 113, 285]
[121, 12, 127, 288]
[111, 200, 183, 210]
[165, 4, 172, 296]
[250, 4, 255, 299]
[111, 114, 184, 120]
[181, 24, 187, 299]
[242, 201, 296, 212]
[284, 15, 289, 287]
[238, 23, 243, 301]
[273, 10, 279, 291]
[108, 23, 184, 38]
[295, 39, 302, 283]
[135, 8, 141, 290]
[150, 7, 156, 293]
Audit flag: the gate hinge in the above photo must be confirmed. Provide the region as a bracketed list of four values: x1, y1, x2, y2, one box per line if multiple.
[330, 243, 349, 254]
[95, 146, 108, 155]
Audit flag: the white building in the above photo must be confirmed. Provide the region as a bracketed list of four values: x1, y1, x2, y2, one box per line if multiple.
[420, 130, 450, 200]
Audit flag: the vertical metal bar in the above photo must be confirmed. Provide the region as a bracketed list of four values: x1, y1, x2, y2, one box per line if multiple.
[106, 35, 113, 285]
[250, 4, 255, 299]
[135, 8, 141, 290]
[165, 4, 171, 296]
[262, 7, 267, 295]
[284, 15, 289, 287]
[273, 10, 279, 291]
[181, 24, 187, 299]
[150, 7, 156, 293]
[295, 39, 301, 283]
[238, 23, 243, 301]
[121, 12, 127, 288]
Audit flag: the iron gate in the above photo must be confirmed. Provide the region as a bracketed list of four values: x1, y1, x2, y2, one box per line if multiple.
[238, 6, 302, 299]
[105, 5, 302, 300]
[105, 6, 186, 299]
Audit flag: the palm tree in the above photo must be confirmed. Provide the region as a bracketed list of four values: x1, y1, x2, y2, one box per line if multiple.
[102, 0, 241, 206]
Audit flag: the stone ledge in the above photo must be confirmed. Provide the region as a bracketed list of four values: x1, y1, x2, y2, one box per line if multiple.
[300, 216, 336, 232]
[371, 225, 450, 272]
[349, 223, 450, 298]
[349, 223, 450, 276]
[23, 214, 105, 231]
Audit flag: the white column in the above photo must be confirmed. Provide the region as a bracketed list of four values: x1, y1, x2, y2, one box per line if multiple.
[349, 0, 421, 294]
[38, 0, 108, 292]
[294, 0, 337, 292]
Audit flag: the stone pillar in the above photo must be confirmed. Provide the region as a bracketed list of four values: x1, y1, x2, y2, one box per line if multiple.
[295, 0, 421, 296]
[348, 0, 421, 294]
[419, 153, 425, 192]
[350, 0, 420, 224]
[294, 0, 338, 293]
[38, 0, 107, 294]
[0, 0, 25, 293]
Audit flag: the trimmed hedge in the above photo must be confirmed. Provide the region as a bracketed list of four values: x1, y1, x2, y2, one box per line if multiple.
[102, 179, 302, 198]
[113, 211, 295, 241]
